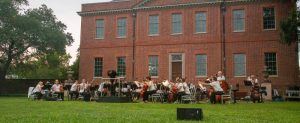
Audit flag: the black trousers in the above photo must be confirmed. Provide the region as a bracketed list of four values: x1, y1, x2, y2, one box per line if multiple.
[177, 92, 186, 102]
[54, 92, 64, 101]
[34, 92, 43, 100]
[210, 91, 223, 104]
[70, 91, 79, 99]
[143, 90, 156, 101]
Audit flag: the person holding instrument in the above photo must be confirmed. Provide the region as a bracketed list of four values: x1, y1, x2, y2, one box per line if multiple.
[51, 80, 64, 101]
[199, 76, 223, 104]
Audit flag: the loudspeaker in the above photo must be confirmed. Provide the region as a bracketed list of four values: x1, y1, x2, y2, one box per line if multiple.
[177, 108, 203, 121]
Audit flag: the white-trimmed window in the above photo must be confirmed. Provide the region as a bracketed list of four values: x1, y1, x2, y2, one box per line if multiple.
[148, 56, 158, 76]
[117, 57, 126, 76]
[263, 7, 275, 30]
[117, 18, 127, 37]
[233, 10, 245, 32]
[195, 12, 206, 33]
[96, 19, 104, 39]
[149, 15, 159, 35]
[94, 57, 103, 77]
[264, 53, 277, 75]
[234, 54, 246, 76]
[172, 14, 182, 34]
[196, 54, 207, 76]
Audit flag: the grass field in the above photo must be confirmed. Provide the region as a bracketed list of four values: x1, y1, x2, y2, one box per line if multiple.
[0, 97, 299, 123]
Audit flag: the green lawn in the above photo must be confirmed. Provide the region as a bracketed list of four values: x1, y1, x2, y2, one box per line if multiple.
[0, 97, 299, 123]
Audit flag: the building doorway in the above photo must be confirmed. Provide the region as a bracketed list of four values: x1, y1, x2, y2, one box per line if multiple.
[169, 53, 185, 81]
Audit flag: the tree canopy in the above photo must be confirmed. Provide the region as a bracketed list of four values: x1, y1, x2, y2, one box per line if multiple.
[0, 0, 74, 79]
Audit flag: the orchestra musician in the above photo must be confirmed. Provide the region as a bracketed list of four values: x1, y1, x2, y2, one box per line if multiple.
[142, 76, 156, 103]
[199, 76, 224, 104]
[176, 78, 185, 103]
[34, 81, 44, 100]
[248, 75, 262, 103]
[217, 71, 226, 81]
[70, 80, 80, 100]
[51, 80, 64, 101]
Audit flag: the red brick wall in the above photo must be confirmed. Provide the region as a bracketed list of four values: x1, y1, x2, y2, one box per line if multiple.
[79, 0, 299, 93]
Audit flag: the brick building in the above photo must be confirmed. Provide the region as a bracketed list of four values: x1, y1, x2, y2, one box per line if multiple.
[78, 0, 299, 91]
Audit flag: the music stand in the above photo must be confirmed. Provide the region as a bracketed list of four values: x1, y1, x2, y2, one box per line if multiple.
[244, 80, 252, 87]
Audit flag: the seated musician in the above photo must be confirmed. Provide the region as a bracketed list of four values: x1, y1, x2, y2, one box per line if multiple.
[51, 80, 64, 101]
[248, 75, 264, 103]
[176, 78, 185, 103]
[131, 80, 142, 100]
[143, 76, 156, 103]
[199, 76, 224, 104]
[79, 79, 86, 95]
[183, 78, 191, 95]
[34, 81, 44, 100]
[70, 80, 79, 100]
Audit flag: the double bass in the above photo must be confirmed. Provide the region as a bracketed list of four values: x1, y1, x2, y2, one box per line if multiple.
[140, 83, 148, 98]
[168, 84, 177, 103]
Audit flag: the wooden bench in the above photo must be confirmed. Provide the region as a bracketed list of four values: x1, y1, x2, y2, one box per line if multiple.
[285, 90, 300, 100]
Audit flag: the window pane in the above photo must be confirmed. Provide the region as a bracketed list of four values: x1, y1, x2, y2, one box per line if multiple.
[94, 57, 103, 77]
[148, 56, 158, 76]
[233, 10, 245, 31]
[117, 57, 126, 76]
[263, 8, 275, 29]
[196, 12, 206, 33]
[149, 15, 159, 35]
[196, 55, 207, 76]
[117, 18, 127, 37]
[264, 53, 277, 75]
[234, 54, 246, 76]
[96, 19, 104, 39]
[172, 14, 182, 33]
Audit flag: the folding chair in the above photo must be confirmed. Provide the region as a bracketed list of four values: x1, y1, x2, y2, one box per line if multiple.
[221, 85, 232, 104]
[28, 87, 37, 100]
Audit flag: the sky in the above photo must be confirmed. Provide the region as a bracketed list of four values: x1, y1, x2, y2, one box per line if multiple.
[26, 0, 111, 65]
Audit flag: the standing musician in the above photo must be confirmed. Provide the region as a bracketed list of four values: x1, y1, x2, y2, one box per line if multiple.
[70, 80, 80, 100]
[51, 80, 64, 101]
[248, 75, 262, 103]
[199, 76, 224, 104]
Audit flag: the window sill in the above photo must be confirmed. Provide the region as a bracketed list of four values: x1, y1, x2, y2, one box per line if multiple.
[263, 29, 276, 31]
[95, 38, 104, 40]
[148, 34, 159, 37]
[233, 30, 245, 33]
[171, 33, 182, 35]
[234, 76, 246, 78]
[93, 77, 103, 79]
[196, 76, 208, 78]
[151, 76, 159, 79]
[268, 75, 278, 78]
[194, 32, 207, 34]
[116, 36, 126, 39]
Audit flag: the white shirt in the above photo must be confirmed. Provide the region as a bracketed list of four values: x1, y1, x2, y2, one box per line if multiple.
[51, 84, 61, 92]
[217, 76, 226, 81]
[177, 83, 184, 92]
[70, 83, 78, 92]
[34, 84, 43, 92]
[79, 83, 85, 93]
[98, 83, 105, 92]
[183, 82, 191, 94]
[210, 81, 223, 92]
[148, 81, 156, 91]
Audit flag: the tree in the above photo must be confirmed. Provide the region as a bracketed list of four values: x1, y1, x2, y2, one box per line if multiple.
[70, 49, 80, 80]
[279, 0, 299, 45]
[0, 0, 74, 79]
[9, 52, 71, 79]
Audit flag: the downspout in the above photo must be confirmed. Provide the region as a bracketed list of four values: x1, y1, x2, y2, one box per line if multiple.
[132, 10, 137, 80]
[221, 0, 226, 76]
